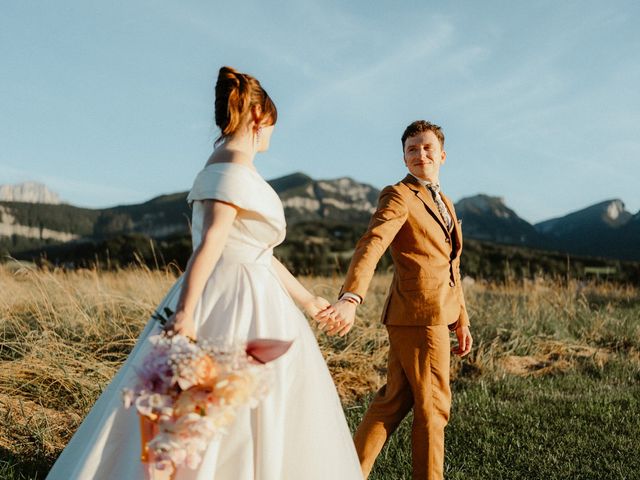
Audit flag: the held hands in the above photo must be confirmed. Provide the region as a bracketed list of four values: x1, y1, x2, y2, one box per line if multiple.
[301, 295, 333, 318]
[166, 310, 197, 341]
[315, 299, 356, 337]
[300, 295, 356, 336]
[452, 325, 473, 356]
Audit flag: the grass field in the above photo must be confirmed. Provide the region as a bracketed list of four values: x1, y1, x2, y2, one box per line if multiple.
[1, 264, 639, 479]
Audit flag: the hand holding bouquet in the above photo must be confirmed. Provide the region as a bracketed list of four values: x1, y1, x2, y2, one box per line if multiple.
[122, 330, 292, 477]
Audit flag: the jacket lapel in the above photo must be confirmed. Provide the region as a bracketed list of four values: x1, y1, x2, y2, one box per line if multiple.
[402, 174, 450, 235]
[441, 192, 462, 258]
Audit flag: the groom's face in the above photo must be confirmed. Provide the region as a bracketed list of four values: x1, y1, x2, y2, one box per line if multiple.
[403, 131, 446, 183]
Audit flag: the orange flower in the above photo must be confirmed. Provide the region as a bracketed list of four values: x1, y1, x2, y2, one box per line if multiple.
[213, 372, 253, 406]
[194, 355, 219, 386]
[174, 387, 211, 417]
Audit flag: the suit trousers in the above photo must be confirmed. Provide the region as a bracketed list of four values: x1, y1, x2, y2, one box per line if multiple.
[353, 325, 451, 480]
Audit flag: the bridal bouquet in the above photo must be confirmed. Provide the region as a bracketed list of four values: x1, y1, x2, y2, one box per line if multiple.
[122, 330, 291, 475]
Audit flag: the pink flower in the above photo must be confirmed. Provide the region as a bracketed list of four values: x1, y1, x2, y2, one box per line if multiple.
[172, 413, 216, 439]
[148, 433, 186, 467]
[184, 451, 202, 469]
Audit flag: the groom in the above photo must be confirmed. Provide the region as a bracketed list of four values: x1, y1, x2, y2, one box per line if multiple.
[318, 120, 473, 479]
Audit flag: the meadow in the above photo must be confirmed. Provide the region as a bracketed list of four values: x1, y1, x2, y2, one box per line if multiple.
[1, 263, 639, 479]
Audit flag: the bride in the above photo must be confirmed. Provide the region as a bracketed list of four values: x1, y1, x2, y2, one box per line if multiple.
[46, 66, 362, 479]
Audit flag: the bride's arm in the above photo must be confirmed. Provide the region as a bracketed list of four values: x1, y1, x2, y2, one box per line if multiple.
[271, 257, 332, 318]
[169, 200, 238, 338]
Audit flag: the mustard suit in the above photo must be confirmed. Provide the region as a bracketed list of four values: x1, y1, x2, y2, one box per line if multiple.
[340, 174, 470, 480]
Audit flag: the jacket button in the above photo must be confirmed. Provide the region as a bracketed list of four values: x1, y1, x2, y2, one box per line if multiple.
[445, 237, 451, 243]
[449, 280, 455, 287]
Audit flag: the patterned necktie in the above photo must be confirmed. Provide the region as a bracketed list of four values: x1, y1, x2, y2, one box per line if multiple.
[426, 183, 453, 230]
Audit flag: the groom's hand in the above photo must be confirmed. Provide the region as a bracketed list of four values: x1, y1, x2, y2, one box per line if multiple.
[452, 325, 473, 356]
[316, 299, 356, 337]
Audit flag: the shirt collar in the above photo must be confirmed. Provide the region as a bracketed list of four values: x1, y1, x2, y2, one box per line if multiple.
[409, 173, 440, 190]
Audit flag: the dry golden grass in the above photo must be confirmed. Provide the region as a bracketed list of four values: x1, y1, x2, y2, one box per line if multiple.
[1, 263, 639, 476]
[0, 263, 178, 471]
[308, 274, 640, 395]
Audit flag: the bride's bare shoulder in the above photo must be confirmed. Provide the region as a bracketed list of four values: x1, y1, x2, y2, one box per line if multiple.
[204, 149, 253, 168]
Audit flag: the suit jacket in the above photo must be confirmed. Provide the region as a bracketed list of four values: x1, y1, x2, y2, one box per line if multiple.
[340, 174, 470, 329]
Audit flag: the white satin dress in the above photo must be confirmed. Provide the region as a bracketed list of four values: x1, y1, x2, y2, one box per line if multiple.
[46, 163, 362, 480]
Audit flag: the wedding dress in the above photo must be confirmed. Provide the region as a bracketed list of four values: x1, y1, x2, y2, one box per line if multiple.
[47, 162, 362, 479]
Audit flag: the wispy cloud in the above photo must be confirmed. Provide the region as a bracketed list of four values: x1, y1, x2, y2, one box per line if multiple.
[287, 19, 458, 119]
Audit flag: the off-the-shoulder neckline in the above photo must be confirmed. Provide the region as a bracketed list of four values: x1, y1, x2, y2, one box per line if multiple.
[201, 162, 261, 176]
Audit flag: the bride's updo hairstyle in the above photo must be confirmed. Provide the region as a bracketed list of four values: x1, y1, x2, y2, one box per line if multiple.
[214, 66, 278, 145]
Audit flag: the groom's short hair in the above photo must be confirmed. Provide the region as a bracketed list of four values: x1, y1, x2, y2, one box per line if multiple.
[401, 121, 445, 149]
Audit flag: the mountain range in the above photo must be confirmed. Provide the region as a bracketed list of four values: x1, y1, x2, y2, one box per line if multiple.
[0, 181, 61, 204]
[1, 174, 638, 262]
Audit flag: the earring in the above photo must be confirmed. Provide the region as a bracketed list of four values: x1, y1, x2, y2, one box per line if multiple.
[255, 126, 263, 146]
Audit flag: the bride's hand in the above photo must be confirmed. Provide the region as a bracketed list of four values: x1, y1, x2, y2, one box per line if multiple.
[167, 311, 197, 341]
[301, 296, 333, 319]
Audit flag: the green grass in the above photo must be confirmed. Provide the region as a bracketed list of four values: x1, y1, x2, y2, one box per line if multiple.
[0, 456, 48, 480]
[346, 358, 640, 480]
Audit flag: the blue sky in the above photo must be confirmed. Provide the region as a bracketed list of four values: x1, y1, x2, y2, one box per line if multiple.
[1, 0, 638, 223]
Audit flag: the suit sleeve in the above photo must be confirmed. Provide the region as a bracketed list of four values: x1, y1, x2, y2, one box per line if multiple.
[340, 186, 408, 301]
[449, 242, 470, 330]
[450, 286, 470, 330]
